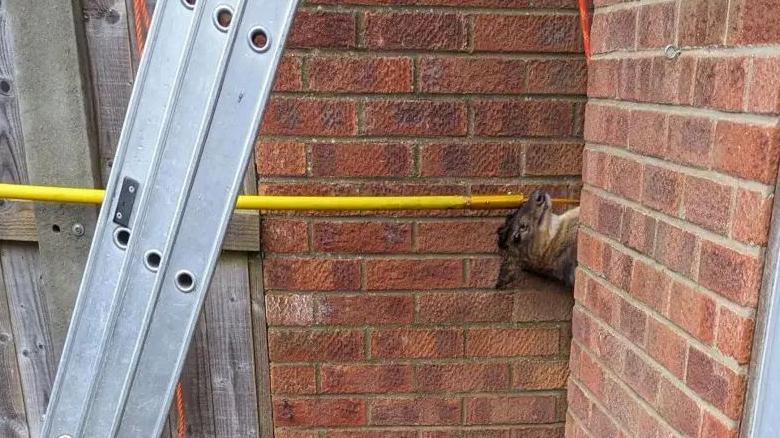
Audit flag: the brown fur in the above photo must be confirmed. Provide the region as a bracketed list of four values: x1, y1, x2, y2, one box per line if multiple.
[495, 189, 579, 289]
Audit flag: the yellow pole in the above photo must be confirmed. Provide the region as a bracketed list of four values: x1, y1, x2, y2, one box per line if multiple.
[0, 183, 577, 211]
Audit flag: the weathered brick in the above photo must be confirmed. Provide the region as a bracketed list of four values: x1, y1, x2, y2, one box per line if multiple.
[682, 175, 733, 234]
[420, 143, 522, 177]
[417, 220, 501, 253]
[313, 221, 412, 253]
[274, 55, 303, 92]
[584, 103, 629, 146]
[466, 327, 559, 357]
[654, 221, 698, 277]
[467, 257, 502, 289]
[365, 259, 464, 290]
[288, 11, 356, 49]
[618, 299, 648, 346]
[591, 9, 636, 53]
[628, 109, 667, 157]
[629, 260, 671, 314]
[636, 1, 676, 49]
[271, 365, 317, 395]
[527, 59, 587, 95]
[264, 258, 361, 291]
[261, 98, 357, 136]
[364, 100, 468, 136]
[582, 148, 608, 188]
[321, 364, 413, 393]
[316, 294, 415, 325]
[472, 100, 575, 137]
[262, 219, 308, 253]
[473, 14, 582, 53]
[667, 115, 714, 168]
[464, 395, 559, 424]
[621, 349, 660, 403]
[420, 430, 509, 438]
[715, 307, 755, 364]
[268, 330, 365, 361]
[645, 56, 697, 105]
[370, 397, 461, 426]
[620, 207, 657, 255]
[604, 246, 635, 291]
[693, 57, 749, 111]
[732, 189, 773, 245]
[669, 282, 717, 343]
[685, 347, 747, 418]
[256, 141, 307, 176]
[512, 359, 569, 390]
[714, 121, 780, 184]
[273, 398, 366, 427]
[646, 317, 687, 379]
[277, 430, 319, 438]
[514, 288, 574, 322]
[588, 401, 623, 438]
[328, 432, 416, 438]
[728, 0, 780, 45]
[524, 142, 584, 176]
[656, 378, 702, 436]
[588, 59, 620, 98]
[748, 57, 780, 113]
[420, 57, 526, 94]
[416, 363, 510, 392]
[309, 56, 413, 93]
[701, 412, 739, 438]
[312, 142, 412, 178]
[371, 328, 464, 358]
[642, 165, 683, 216]
[605, 154, 643, 202]
[699, 241, 762, 306]
[363, 12, 467, 51]
[418, 292, 513, 323]
[678, 0, 729, 46]
[266, 293, 315, 326]
[583, 278, 619, 327]
[578, 231, 605, 275]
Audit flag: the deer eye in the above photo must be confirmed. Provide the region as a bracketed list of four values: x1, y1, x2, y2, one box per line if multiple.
[535, 193, 545, 205]
[519, 224, 528, 232]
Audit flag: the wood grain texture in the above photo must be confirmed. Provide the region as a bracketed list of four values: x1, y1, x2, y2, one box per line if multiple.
[178, 311, 217, 437]
[248, 253, 274, 438]
[0, 251, 29, 438]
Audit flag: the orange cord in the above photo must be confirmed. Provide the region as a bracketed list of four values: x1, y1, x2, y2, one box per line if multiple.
[175, 382, 186, 438]
[577, 0, 592, 60]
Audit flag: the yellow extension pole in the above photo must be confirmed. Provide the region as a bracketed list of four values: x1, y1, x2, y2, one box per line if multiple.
[0, 183, 577, 211]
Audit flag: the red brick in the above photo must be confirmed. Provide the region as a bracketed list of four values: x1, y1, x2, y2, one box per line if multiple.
[667, 115, 714, 168]
[581, 148, 607, 188]
[416, 363, 509, 392]
[364, 100, 467, 136]
[264, 258, 361, 291]
[420, 430, 509, 438]
[603, 375, 677, 437]
[654, 221, 698, 277]
[629, 260, 671, 314]
[588, 59, 620, 98]
[467, 257, 502, 289]
[527, 59, 587, 95]
[365, 259, 464, 290]
[715, 307, 755, 364]
[420, 143, 522, 177]
[524, 142, 584, 176]
[588, 402, 622, 438]
[669, 282, 717, 343]
[732, 189, 773, 246]
[313, 221, 412, 253]
[617, 58, 652, 101]
[578, 231, 605, 275]
[473, 14, 582, 53]
[636, 1, 676, 49]
[683, 176, 733, 234]
[714, 121, 780, 184]
[583, 279, 619, 327]
[271, 365, 317, 394]
[256, 141, 307, 176]
[620, 208, 657, 255]
[309, 56, 413, 93]
[363, 12, 467, 51]
[699, 241, 762, 306]
[628, 109, 667, 157]
[693, 57, 749, 111]
[268, 329, 364, 361]
[473, 100, 575, 137]
[605, 154, 643, 202]
[417, 220, 500, 253]
[591, 9, 636, 53]
[466, 327, 559, 357]
[274, 55, 303, 92]
[656, 378, 702, 436]
[604, 246, 635, 291]
[328, 432, 416, 438]
[510, 428, 565, 438]
[311, 142, 412, 178]
[273, 398, 365, 427]
[266, 294, 315, 326]
[701, 412, 739, 438]
[418, 292, 513, 323]
[261, 219, 308, 253]
[261, 98, 357, 136]
[581, 190, 623, 240]
[321, 364, 413, 393]
[370, 397, 461, 426]
[316, 294, 414, 325]
[748, 57, 780, 113]
[646, 317, 687, 379]
[648, 56, 697, 105]
[420, 57, 526, 94]
[642, 165, 683, 216]
[464, 395, 559, 424]
[514, 288, 574, 322]
[276, 431, 319, 438]
[512, 359, 569, 390]
[371, 328, 464, 358]
[728, 0, 780, 45]
[260, 182, 358, 196]
[288, 11, 356, 49]
[618, 299, 648, 346]
[679, 0, 729, 46]
[584, 103, 629, 146]
[685, 347, 747, 418]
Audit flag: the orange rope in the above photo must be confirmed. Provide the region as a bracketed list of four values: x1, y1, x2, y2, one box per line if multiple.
[175, 382, 186, 438]
[577, 0, 592, 60]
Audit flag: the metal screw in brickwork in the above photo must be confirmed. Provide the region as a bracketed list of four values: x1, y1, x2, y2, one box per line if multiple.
[72, 223, 85, 237]
[664, 44, 682, 59]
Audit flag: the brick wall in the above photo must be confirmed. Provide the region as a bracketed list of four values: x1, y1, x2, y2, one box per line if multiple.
[256, 1, 586, 436]
[568, 1, 780, 437]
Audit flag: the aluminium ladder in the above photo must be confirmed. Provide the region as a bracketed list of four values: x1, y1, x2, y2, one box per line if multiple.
[40, 0, 298, 436]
